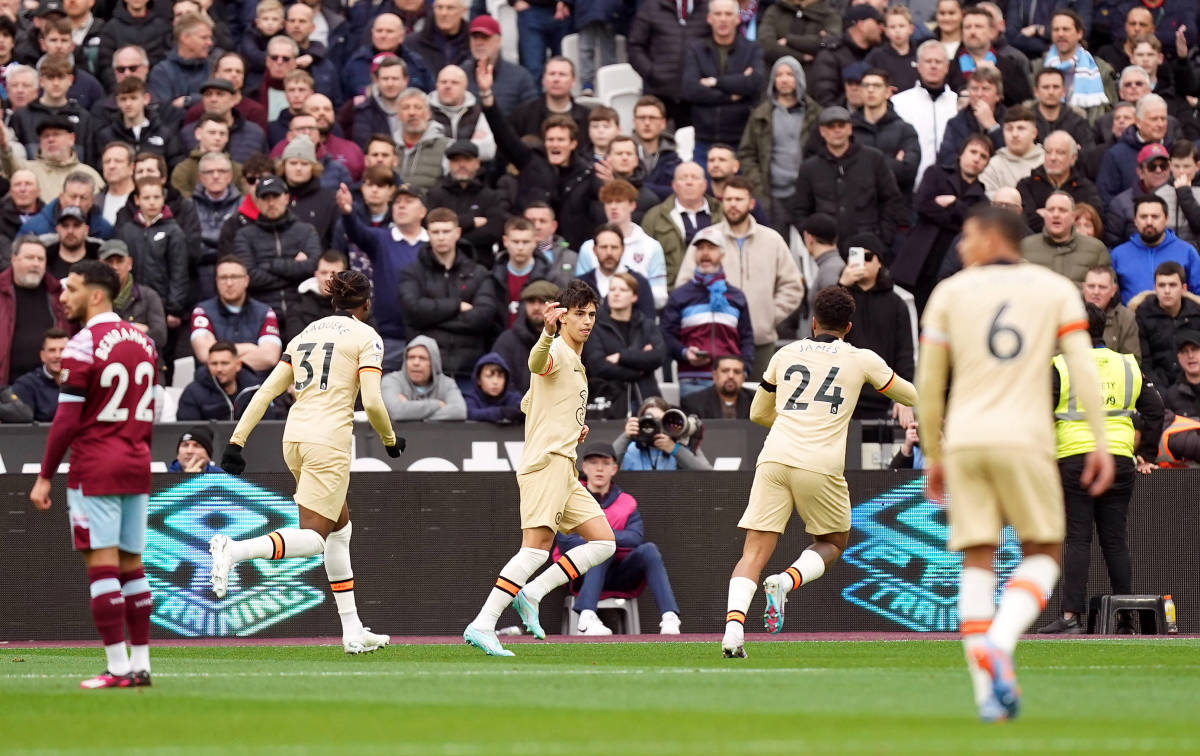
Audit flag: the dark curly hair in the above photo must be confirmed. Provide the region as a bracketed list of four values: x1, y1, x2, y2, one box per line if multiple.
[558, 278, 600, 312]
[327, 269, 371, 311]
[813, 286, 855, 332]
[70, 260, 120, 302]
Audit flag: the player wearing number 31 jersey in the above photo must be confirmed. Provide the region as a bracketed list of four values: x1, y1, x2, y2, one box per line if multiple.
[32, 261, 158, 689]
[209, 271, 404, 654]
[721, 287, 917, 658]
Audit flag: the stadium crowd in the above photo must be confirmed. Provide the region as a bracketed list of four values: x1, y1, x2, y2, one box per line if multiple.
[0, 0, 1198, 466]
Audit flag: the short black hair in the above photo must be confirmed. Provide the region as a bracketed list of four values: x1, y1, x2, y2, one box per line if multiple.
[1155, 260, 1186, 284]
[43, 327, 69, 345]
[1085, 301, 1105, 338]
[69, 260, 120, 302]
[559, 279, 600, 313]
[813, 286, 855, 331]
[209, 340, 238, 357]
[1134, 193, 1168, 216]
[966, 204, 1025, 249]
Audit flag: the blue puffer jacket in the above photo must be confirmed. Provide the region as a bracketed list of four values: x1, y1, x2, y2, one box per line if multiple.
[463, 351, 523, 424]
[17, 199, 114, 240]
[147, 50, 220, 110]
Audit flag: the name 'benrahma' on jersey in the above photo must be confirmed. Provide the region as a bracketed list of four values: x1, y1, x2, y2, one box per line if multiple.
[758, 335, 898, 477]
[281, 313, 385, 450]
[55, 312, 158, 496]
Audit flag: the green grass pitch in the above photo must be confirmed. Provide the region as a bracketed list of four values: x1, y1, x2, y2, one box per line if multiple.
[2, 640, 1198, 755]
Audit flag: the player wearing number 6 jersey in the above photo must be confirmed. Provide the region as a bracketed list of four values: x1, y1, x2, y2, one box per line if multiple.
[721, 287, 917, 658]
[916, 206, 1115, 722]
[31, 261, 158, 689]
[209, 271, 404, 654]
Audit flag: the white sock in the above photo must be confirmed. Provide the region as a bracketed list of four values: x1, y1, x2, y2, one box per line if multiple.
[959, 566, 998, 706]
[129, 644, 150, 674]
[471, 547, 548, 631]
[988, 554, 1058, 655]
[324, 522, 363, 640]
[231, 528, 325, 562]
[778, 549, 827, 592]
[523, 540, 616, 602]
[104, 643, 131, 676]
[724, 577, 757, 641]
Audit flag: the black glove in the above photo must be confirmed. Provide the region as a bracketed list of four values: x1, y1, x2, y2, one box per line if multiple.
[385, 437, 406, 457]
[500, 405, 523, 423]
[221, 443, 246, 474]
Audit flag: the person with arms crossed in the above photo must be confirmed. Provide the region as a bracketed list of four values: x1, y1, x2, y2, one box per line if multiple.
[916, 206, 1115, 722]
[30, 260, 157, 689]
[463, 280, 616, 657]
[721, 286, 917, 658]
[210, 271, 404, 655]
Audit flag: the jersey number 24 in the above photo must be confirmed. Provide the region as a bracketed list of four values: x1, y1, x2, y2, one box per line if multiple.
[782, 364, 845, 414]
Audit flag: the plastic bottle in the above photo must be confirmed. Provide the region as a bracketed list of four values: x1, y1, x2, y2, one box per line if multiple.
[1163, 595, 1178, 634]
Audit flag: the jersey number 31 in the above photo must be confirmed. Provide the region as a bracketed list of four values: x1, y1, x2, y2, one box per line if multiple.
[782, 364, 844, 414]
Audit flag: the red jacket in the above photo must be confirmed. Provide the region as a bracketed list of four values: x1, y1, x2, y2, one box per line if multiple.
[0, 267, 70, 384]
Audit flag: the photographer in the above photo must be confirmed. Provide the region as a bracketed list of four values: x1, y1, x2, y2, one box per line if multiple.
[613, 397, 713, 471]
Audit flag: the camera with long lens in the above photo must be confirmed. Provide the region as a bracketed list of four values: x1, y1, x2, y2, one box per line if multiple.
[635, 409, 704, 450]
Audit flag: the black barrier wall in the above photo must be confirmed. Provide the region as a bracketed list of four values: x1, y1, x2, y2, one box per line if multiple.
[2, 471, 1197, 639]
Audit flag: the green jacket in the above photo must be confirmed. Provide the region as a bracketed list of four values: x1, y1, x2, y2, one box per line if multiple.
[641, 194, 723, 286]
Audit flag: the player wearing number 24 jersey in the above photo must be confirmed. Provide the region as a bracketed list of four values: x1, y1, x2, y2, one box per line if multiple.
[721, 287, 918, 658]
[32, 261, 158, 689]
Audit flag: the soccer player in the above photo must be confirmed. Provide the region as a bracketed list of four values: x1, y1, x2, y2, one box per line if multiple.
[31, 260, 158, 689]
[722, 286, 918, 658]
[209, 271, 405, 654]
[463, 279, 616, 657]
[916, 205, 1115, 722]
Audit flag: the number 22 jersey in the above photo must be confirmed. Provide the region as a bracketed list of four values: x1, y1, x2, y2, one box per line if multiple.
[758, 335, 900, 476]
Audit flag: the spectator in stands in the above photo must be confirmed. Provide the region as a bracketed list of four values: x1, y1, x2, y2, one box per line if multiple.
[577, 181, 668, 308]
[397, 207, 498, 383]
[1038, 10, 1113, 117]
[270, 109, 354, 189]
[1018, 130, 1101, 232]
[463, 15, 537, 117]
[492, 279, 555, 395]
[615, 396, 713, 470]
[933, 0, 963, 54]
[853, 68, 921, 200]
[936, 63, 1005, 165]
[11, 327, 67, 422]
[628, 0, 712, 126]
[1105, 143, 1175, 247]
[681, 354, 754, 419]
[839, 61, 868, 112]
[335, 180, 424, 368]
[810, 4, 882, 107]
[95, 143, 135, 228]
[0, 237, 68, 386]
[511, 0, 571, 87]
[891, 40, 956, 187]
[342, 14, 433, 98]
[632, 96, 680, 202]
[171, 114, 244, 197]
[490, 216, 555, 329]
[864, 6, 917, 91]
[269, 69, 314, 145]
[1031, 68, 1094, 148]
[582, 271, 664, 419]
[893, 133, 991, 312]
[0, 170, 43, 259]
[16, 170, 111, 240]
[5, 116, 103, 204]
[790, 105, 905, 255]
[90, 77, 185, 171]
[738, 55, 817, 227]
[1111, 194, 1200, 304]
[394, 88, 450, 191]
[192, 152, 242, 300]
[1165, 331, 1200, 419]
[183, 52, 269, 133]
[1168, 140, 1200, 247]
[675, 176, 803, 379]
[661, 225, 754, 394]
[1022, 191, 1111, 286]
[125, 150, 203, 273]
[428, 64, 495, 162]
[277, 136, 342, 250]
[168, 426, 224, 473]
[234, 174, 320, 337]
[44, 206, 101, 281]
[100, 238, 167, 353]
[9, 54, 93, 163]
[797, 214, 843, 327]
[759, 0, 840, 74]
[177, 340, 276, 421]
[183, 78, 267, 164]
[425, 140, 506, 261]
[381, 335, 468, 421]
[980, 105, 1044, 197]
[888, 420, 924, 469]
[284, 4, 339, 108]
[96, 2, 172, 91]
[349, 54, 408, 148]
[5, 66, 38, 117]
[148, 12, 215, 110]
[285, 249, 346, 344]
[411, 0, 470, 74]
[1083, 264, 1142, 361]
[115, 176, 187, 326]
[190, 255, 282, 373]
[561, 441, 684, 634]
[240, 0, 286, 97]
[507, 56, 590, 153]
[587, 106, 620, 162]
[1091, 68, 1172, 155]
[464, 351, 523, 424]
[575, 224, 656, 322]
[599, 135, 664, 221]
[947, 6, 1033, 106]
[524, 202, 578, 288]
[1136, 261, 1200, 388]
[1097, 93, 1170, 203]
[681, 0, 765, 163]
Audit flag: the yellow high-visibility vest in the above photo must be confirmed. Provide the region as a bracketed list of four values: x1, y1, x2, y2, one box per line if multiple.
[1052, 347, 1140, 459]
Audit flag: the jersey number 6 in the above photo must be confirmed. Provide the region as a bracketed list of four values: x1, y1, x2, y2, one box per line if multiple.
[987, 303, 1024, 360]
[294, 342, 335, 391]
[782, 364, 845, 414]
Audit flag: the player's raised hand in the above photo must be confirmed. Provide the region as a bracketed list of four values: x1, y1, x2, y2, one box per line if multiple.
[542, 300, 567, 336]
[335, 182, 353, 215]
[1081, 449, 1115, 496]
[221, 443, 246, 475]
[30, 476, 51, 510]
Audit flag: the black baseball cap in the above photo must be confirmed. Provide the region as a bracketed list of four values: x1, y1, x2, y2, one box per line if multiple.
[844, 5, 883, 25]
[255, 175, 287, 198]
[200, 77, 236, 95]
[36, 116, 75, 135]
[56, 205, 87, 224]
[1177, 330, 1200, 351]
[579, 441, 616, 461]
[445, 140, 479, 159]
[35, 0, 65, 16]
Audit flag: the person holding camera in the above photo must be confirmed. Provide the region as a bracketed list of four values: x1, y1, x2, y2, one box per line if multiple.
[613, 397, 713, 471]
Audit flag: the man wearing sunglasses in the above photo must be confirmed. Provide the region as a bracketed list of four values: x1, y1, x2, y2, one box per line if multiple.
[1104, 143, 1176, 247]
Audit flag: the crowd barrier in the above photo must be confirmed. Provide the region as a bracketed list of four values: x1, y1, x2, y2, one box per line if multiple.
[3, 471, 1196, 640]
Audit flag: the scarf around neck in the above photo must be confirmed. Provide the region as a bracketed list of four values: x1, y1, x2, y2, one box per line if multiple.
[1044, 44, 1109, 109]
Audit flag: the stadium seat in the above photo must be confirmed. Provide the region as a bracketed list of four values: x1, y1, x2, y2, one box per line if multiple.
[609, 90, 639, 133]
[563, 594, 641, 635]
[561, 33, 581, 95]
[172, 357, 194, 389]
[615, 34, 627, 63]
[595, 63, 642, 104]
[488, 0, 519, 64]
[892, 285, 920, 362]
[660, 382, 680, 406]
[157, 386, 183, 423]
[674, 126, 695, 164]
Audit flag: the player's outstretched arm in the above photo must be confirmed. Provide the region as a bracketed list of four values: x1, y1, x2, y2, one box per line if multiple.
[880, 373, 918, 408]
[749, 384, 778, 428]
[529, 300, 565, 374]
[229, 361, 294, 448]
[359, 368, 403, 457]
